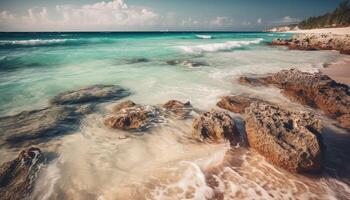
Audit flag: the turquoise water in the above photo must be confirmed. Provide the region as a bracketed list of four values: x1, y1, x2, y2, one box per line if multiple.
[0, 32, 343, 115]
[1, 32, 349, 199]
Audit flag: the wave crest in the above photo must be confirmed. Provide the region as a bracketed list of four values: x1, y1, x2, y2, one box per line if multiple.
[195, 34, 212, 39]
[179, 38, 264, 53]
[0, 39, 76, 46]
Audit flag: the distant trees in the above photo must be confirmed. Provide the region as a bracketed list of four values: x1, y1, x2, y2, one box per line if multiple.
[299, 0, 350, 29]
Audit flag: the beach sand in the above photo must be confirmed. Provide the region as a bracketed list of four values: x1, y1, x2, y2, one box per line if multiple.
[321, 57, 350, 85]
[287, 26, 350, 35]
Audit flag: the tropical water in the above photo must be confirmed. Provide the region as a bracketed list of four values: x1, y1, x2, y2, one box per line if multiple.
[0, 32, 350, 200]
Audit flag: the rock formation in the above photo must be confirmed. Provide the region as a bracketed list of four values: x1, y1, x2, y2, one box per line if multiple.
[245, 102, 324, 173]
[0, 147, 45, 200]
[239, 69, 350, 129]
[50, 85, 130, 105]
[162, 100, 192, 119]
[270, 33, 350, 55]
[192, 110, 240, 144]
[217, 96, 261, 113]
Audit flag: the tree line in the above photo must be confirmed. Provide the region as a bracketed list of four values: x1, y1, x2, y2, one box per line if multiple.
[299, 0, 350, 29]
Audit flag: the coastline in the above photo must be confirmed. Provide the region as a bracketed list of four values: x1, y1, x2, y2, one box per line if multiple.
[321, 57, 350, 85]
[286, 26, 350, 35]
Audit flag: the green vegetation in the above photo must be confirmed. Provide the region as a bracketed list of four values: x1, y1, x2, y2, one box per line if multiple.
[299, 0, 350, 29]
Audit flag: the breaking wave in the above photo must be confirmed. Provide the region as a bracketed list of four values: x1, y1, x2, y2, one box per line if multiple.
[178, 38, 264, 53]
[195, 34, 212, 39]
[0, 39, 76, 46]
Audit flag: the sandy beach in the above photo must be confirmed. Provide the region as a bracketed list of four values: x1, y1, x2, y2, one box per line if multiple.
[287, 26, 350, 35]
[321, 57, 350, 85]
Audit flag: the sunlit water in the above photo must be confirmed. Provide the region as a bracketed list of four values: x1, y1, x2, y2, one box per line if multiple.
[0, 32, 349, 200]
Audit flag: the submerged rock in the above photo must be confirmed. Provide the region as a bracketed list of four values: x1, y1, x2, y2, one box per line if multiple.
[50, 85, 130, 105]
[239, 69, 350, 129]
[0, 105, 90, 145]
[217, 96, 261, 114]
[126, 57, 150, 64]
[166, 60, 209, 67]
[112, 100, 136, 113]
[238, 76, 269, 86]
[0, 147, 44, 200]
[105, 104, 162, 131]
[245, 102, 324, 173]
[162, 100, 192, 119]
[192, 110, 239, 144]
[270, 33, 350, 55]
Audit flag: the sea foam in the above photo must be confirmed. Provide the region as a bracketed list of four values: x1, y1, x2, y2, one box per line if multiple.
[195, 34, 212, 39]
[179, 38, 264, 53]
[0, 39, 76, 46]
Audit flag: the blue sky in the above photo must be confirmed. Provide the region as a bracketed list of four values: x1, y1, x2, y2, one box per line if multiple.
[0, 0, 342, 31]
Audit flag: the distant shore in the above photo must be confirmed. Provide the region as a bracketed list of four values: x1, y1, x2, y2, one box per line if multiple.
[286, 26, 350, 35]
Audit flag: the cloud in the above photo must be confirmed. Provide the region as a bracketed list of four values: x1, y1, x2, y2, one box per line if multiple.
[210, 16, 234, 27]
[257, 18, 262, 24]
[0, 0, 159, 31]
[281, 16, 300, 23]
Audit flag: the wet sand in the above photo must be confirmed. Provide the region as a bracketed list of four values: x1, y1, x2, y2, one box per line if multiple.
[321, 57, 350, 85]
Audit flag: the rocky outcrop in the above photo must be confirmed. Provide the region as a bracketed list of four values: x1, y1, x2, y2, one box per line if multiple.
[162, 100, 192, 119]
[166, 60, 209, 67]
[50, 85, 130, 105]
[239, 69, 350, 129]
[0, 105, 91, 146]
[217, 96, 262, 114]
[192, 110, 239, 144]
[270, 33, 350, 55]
[105, 103, 162, 131]
[0, 147, 44, 200]
[245, 102, 324, 173]
[112, 100, 136, 113]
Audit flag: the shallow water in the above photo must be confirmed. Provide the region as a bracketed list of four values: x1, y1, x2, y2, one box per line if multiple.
[0, 32, 349, 200]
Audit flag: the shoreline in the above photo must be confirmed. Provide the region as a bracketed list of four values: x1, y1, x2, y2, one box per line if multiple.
[285, 26, 350, 35]
[321, 57, 350, 85]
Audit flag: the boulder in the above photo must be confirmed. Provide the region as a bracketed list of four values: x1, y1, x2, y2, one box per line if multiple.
[112, 100, 136, 113]
[0, 105, 91, 146]
[50, 85, 130, 105]
[217, 96, 260, 113]
[245, 102, 324, 173]
[0, 147, 44, 200]
[104, 105, 161, 131]
[192, 110, 239, 144]
[239, 69, 350, 129]
[162, 100, 192, 119]
[270, 33, 350, 55]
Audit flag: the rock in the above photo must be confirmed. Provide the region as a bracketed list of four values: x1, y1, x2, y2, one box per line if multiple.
[270, 33, 350, 55]
[217, 96, 260, 113]
[112, 100, 136, 113]
[104, 105, 161, 131]
[239, 69, 350, 129]
[268, 69, 350, 129]
[166, 60, 209, 67]
[0, 105, 89, 145]
[0, 147, 44, 200]
[245, 102, 324, 173]
[238, 76, 269, 86]
[192, 110, 239, 144]
[162, 100, 192, 119]
[50, 85, 130, 105]
[126, 58, 150, 64]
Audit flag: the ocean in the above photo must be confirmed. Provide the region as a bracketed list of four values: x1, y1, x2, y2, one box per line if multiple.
[0, 32, 349, 199]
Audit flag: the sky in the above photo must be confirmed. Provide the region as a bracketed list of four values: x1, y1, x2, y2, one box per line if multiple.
[0, 0, 342, 31]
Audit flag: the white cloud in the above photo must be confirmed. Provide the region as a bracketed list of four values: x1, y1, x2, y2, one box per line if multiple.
[281, 16, 299, 23]
[0, 0, 159, 31]
[210, 16, 234, 27]
[257, 18, 262, 24]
